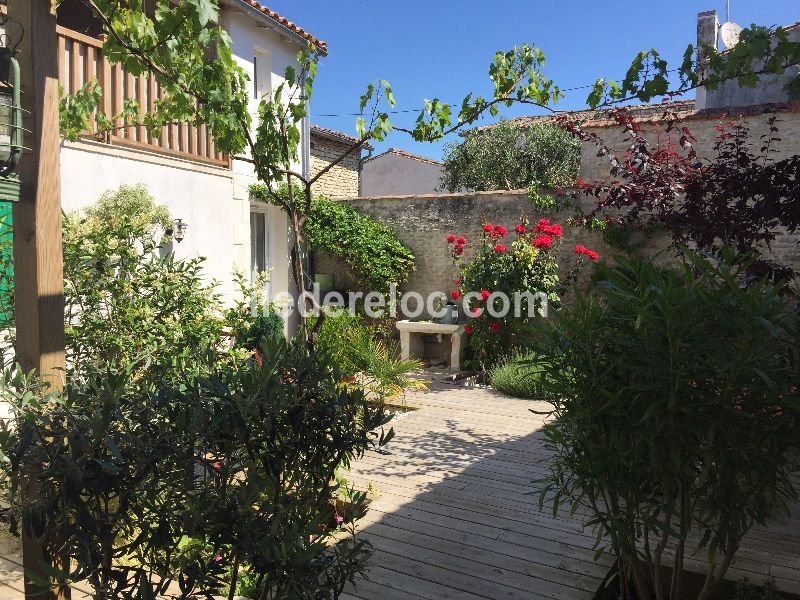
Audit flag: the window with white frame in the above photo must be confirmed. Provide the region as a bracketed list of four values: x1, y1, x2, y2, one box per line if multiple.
[250, 209, 271, 297]
[253, 48, 272, 100]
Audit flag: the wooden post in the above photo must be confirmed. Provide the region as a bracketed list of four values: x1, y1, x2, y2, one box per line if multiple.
[9, 1, 68, 599]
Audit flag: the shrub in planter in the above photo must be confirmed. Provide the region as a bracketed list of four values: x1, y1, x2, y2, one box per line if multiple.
[447, 218, 599, 370]
[535, 249, 800, 600]
[312, 311, 422, 399]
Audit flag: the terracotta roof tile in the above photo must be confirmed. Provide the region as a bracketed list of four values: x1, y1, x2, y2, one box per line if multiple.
[239, 1, 328, 54]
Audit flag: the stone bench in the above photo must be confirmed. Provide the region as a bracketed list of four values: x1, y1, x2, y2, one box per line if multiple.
[396, 320, 466, 373]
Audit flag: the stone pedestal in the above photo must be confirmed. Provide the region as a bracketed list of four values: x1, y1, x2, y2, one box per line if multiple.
[396, 320, 466, 373]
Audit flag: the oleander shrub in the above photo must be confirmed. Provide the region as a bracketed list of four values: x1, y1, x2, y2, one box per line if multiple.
[536, 249, 800, 600]
[0, 334, 393, 599]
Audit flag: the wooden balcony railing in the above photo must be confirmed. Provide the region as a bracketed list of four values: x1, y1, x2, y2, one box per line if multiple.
[57, 25, 229, 168]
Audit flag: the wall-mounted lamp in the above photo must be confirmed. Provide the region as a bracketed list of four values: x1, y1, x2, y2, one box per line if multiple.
[173, 218, 189, 243]
[0, 44, 25, 203]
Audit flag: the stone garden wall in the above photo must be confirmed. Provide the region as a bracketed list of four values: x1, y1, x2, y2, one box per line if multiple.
[312, 185, 799, 313]
[312, 190, 628, 309]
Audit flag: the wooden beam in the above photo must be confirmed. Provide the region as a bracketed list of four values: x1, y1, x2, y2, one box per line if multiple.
[9, 0, 68, 599]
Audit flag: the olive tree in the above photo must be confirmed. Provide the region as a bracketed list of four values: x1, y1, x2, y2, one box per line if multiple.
[440, 120, 580, 199]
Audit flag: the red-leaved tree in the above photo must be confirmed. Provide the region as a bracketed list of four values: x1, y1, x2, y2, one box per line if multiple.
[560, 107, 800, 280]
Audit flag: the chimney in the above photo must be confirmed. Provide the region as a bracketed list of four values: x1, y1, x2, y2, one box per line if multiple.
[697, 10, 720, 55]
[695, 10, 719, 110]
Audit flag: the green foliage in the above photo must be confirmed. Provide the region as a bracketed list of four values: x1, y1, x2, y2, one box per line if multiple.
[536, 249, 800, 600]
[312, 311, 422, 399]
[0, 204, 12, 331]
[61, 0, 251, 155]
[440, 121, 579, 195]
[488, 352, 551, 399]
[448, 218, 596, 371]
[0, 185, 395, 599]
[288, 191, 414, 292]
[63, 184, 222, 391]
[0, 333, 393, 599]
[222, 269, 284, 354]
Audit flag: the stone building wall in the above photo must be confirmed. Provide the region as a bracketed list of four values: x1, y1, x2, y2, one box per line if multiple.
[310, 135, 360, 199]
[577, 105, 800, 180]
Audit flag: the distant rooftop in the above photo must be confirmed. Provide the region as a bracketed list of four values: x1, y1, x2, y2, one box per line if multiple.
[311, 125, 373, 150]
[363, 147, 442, 165]
[471, 98, 800, 132]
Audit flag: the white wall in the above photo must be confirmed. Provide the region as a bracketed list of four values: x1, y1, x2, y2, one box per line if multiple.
[60, 140, 245, 300]
[223, 10, 309, 326]
[361, 153, 444, 196]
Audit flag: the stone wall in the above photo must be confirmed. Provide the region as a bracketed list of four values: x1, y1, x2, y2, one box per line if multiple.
[310, 135, 360, 199]
[312, 191, 617, 309]
[577, 106, 800, 181]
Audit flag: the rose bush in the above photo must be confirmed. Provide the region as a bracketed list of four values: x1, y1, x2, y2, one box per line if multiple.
[446, 218, 598, 370]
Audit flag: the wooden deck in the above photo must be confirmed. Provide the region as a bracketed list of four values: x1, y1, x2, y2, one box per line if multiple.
[341, 379, 800, 600]
[0, 380, 797, 599]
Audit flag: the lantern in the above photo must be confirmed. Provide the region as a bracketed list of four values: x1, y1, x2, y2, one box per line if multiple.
[0, 46, 22, 203]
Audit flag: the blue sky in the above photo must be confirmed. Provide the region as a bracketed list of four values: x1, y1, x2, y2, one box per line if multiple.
[266, 1, 798, 161]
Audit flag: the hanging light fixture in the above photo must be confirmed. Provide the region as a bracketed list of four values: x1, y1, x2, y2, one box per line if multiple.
[173, 218, 189, 243]
[0, 17, 25, 203]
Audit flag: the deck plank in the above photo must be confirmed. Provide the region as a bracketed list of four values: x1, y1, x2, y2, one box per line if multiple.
[344, 379, 800, 598]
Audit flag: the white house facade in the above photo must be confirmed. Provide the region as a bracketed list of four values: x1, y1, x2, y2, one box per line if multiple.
[55, 0, 326, 307]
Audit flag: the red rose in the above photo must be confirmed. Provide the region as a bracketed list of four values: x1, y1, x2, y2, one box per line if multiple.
[575, 245, 600, 260]
[446, 234, 456, 243]
[483, 223, 493, 233]
[494, 244, 506, 253]
[514, 224, 526, 234]
[543, 224, 563, 237]
[535, 218, 550, 233]
[451, 290, 461, 300]
[454, 278, 461, 285]
[532, 235, 553, 249]
[454, 245, 464, 256]
[456, 236, 466, 245]
[492, 224, 507, 238]
[480, 289, 491, 301]
[489, 322, 501, 332]
[464, 324, 474, 334]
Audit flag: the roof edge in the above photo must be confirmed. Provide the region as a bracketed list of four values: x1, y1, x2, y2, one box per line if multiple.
[225, 0, 328, 55]
[363, 147, 442, 166]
